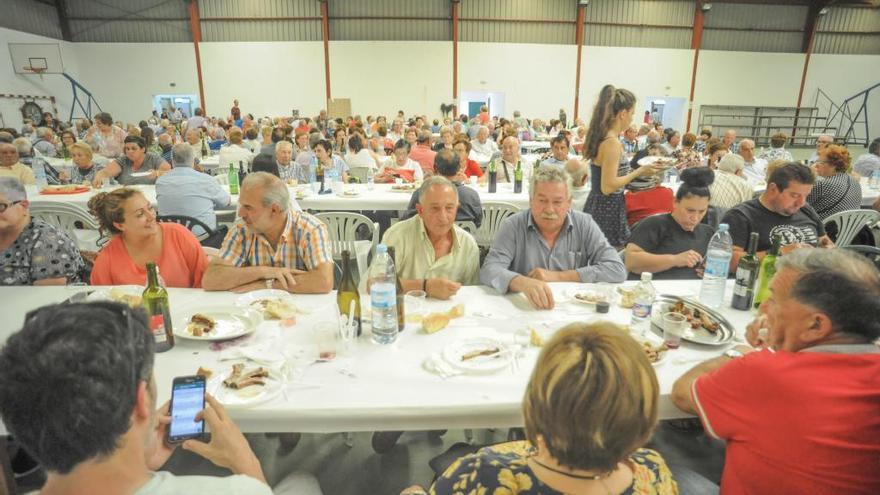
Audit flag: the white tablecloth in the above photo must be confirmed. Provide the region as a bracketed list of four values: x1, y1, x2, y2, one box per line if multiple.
[0, 280, 755, 435]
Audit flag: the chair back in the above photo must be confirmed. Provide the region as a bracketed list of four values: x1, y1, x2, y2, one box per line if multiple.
[842, 245, 880, 271]
[473, 202, 520, 247]
[455, 221, 477, 235]
[156, 215, 215, 241]
[315, 212, 379, 280]
[823, 209, 880, 247]
[347, 167, 371, 184]
[28, 203, 102, 249]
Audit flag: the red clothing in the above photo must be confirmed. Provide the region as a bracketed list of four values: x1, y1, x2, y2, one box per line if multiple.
[624, 187, 673, 225]
[231, 105, 241, 120]
[693, 348, 880, 495]
[409, 144, 437, 175]
[91, 223, 208, 288]
[295, 123, 310, 135]
[463, 159, 483, 178]
[478, 111, 489, 124]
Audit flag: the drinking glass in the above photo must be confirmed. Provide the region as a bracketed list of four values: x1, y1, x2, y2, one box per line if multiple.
[662, 312, 687, 349]
[338, 314, 357, 356]
[404, 290, 427, 325]
[469, 176, 478, 186]
[314, 321, 338, 361]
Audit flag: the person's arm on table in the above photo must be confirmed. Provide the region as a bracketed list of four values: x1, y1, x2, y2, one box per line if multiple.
[478, 219, 522, 294]
[92, 160, 121, 187]
[290, 261, 333, 294]
[625, 243, 702, 275]
[202, 259, 299, 292]
[397, 277, 461, 300]
[671, 344, 756, 415]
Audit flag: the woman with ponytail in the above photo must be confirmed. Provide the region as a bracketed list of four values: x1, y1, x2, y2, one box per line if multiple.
[583, 85, 667, 246]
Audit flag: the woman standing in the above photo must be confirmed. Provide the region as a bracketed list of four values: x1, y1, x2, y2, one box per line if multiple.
[583, 85, 665, 247]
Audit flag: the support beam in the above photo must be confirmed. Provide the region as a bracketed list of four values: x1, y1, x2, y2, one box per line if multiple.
[187, 0, 206, 113]
[54, 0, 73, 41]
[685, 1, 706, 132]
[321, 0, 331, 103]
[452, 0, 459, 116]
[793, 1, 827, 139]
[573, 3, 586, 121]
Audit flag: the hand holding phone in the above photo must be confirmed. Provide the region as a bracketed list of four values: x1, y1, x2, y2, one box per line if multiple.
[167, 375, 206, 444]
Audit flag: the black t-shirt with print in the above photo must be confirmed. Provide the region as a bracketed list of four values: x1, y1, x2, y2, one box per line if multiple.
[721, 198, 825, 252]
[627, 213, 716, 280]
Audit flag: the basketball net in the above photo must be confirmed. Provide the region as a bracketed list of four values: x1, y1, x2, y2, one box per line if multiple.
[24, 67, 46, 81]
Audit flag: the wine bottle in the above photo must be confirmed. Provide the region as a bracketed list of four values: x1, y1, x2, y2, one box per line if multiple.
[143, 263, 174, 352]
[513, 161, 523, 194]
[201, 133, 208, 158]
[731, 232, 760, 310]
[337, 250, 362, 337]
[753, 234, 782, 309]
[387, 246, 406, 332]
[488, 158, 497, 193]
[227, 164, 239, 195]
[238, 160, 246, 184]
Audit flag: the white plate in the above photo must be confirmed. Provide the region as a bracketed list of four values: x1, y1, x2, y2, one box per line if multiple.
[175, 306, 263, 341]
[129, 171, 153, 177]
[207, 364, 284, 408]
[335, 189, 361, 198]
[637, 156, 675, 168]
[87, 285, 144, 305]
[442, 337, 510, 374]
[234, 290, 304, 319]
[565, 287, 611, 306]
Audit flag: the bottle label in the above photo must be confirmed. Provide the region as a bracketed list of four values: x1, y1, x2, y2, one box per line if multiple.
[632, 301, 652, 319]
[705, 255, 731, 278]
[370, 283, 396, 310]
[149, 314, 167, 343]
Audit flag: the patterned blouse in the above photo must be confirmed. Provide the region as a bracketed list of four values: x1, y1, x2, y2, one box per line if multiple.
[0, 219, 84, 285]
[806, 172, 862, 220]
[430, 442, 678, 495]
[672, 147, 702, 170]
[757, 147, 793, 163]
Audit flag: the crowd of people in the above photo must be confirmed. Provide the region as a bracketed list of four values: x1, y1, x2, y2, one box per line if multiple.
[0, 91, 879, 495]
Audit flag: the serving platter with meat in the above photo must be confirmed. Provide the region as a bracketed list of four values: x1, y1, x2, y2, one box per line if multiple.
[650, 295, 735, 346]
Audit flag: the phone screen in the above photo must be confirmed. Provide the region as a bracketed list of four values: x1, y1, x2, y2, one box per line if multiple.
[168, 377, 205, 442]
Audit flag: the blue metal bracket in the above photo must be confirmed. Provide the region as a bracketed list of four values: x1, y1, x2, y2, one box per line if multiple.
[62, 72, 102, 122]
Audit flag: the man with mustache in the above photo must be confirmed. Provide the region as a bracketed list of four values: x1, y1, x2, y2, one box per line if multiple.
[480, 167, 626, 309]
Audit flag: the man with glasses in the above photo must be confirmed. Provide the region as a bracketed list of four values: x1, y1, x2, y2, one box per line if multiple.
[0, 302, 322, 494]
[808, 133, 835, 165]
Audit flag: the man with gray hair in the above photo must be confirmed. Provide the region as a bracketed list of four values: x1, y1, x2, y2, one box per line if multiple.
[672, 247, 880, 494]
[565, 157, 590, 212]
[480, 166, 626, 309]
[32, 127, 58, 157]
[709, 153, 753, 210]
[808, 133, 834, 165]
[470, 125, 499, 164]
[737, 138, 766, 184]
[0, 142, 36, 185]
[202, 172, 333, 294]
[155, 143, 231, 246]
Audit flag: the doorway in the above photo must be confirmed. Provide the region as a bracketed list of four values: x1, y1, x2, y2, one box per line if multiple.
[153, 94, 199, 119]
[460, 91, 506, 120]
[644, 97, 687, 132]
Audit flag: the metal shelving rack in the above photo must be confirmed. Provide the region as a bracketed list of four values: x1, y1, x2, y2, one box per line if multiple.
[698, 105, 833, 147]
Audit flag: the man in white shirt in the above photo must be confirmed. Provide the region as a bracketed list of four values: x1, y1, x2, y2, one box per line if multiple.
[470, 126, 499, 164]
[218, 127, 254, 169]
[495, 135, 530, 184]
[565, 157, 589, 212]
[0, 303, 322, 495]
[738, 138, 767, 184]
[710, 153, 754, 210]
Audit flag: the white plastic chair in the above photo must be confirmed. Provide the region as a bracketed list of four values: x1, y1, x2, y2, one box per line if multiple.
[347, 166, 372, 184]
[455, 220, 478, 235]
[473, 202, 520, 248]
[315, 212, 379, 280]
[28, 203, 104, 250]
[823, 209, 880, 247]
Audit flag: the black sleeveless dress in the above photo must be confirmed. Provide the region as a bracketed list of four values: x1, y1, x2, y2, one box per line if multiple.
[584, 140, 630, 246]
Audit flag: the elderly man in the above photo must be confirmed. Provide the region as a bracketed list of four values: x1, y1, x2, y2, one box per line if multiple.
[272, 140, 298, 182]
[722, 162, 833, 272]
[721, 129, 738, 154]
[480, 167, 626, 309]
[629, 129, 663, 168]
[0, 142, 36, 185]
[470, 125, 499, 164]
[156, 144, 231, 246]
[202, 172, 333, 293]
[32, 127, 58, 157]
[403, 149, 482, 227]
[737, 138, 767, 184]
[854, 136, 880, 178]
[807, 133, 834, 165]
[219, 127, 254, 169]
[157, 133, 173, 163]
[0, 302, 323, 495]
[620, 124, 639, 154]
[492, 135, 530, 184]
[709, 153, 753, 210]
[541, 135, 572, 167]
[408, 130, 437, 176]
[660, 129, 681, 155]
[565, 158, 590, 211]
[671, 248, 880, 494]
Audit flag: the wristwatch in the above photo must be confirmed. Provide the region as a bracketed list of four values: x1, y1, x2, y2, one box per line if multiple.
[724, 349, 744, 359]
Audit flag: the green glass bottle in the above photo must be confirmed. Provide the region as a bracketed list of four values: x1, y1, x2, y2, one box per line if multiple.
[228, 164, 239, 195]
[514, 161, 523, 194]
[387, 246, 405, 332]
[201, 132, 208, 158]
[336, 250, 362, 337]
[143, 263, 174, 352]
[731, 232, 760, 310]
[753, 234, 782, 309]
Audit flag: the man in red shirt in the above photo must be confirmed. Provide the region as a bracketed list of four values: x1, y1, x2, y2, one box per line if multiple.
[408, 130, 437, 177]
[672, 248, 880, 495]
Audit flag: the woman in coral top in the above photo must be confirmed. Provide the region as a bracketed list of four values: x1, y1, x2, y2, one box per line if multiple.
[88, 188, 208, 288]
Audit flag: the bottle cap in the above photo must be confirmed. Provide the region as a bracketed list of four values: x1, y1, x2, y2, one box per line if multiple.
[640, 272, 652, 282]
[376, 244, 387, 253]
[596, 301, 610, 313]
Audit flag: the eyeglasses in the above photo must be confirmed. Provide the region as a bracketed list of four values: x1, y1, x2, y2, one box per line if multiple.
[0, 200, 23, 213]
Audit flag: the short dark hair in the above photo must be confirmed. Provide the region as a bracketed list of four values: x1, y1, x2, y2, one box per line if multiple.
[394, 139, 411, 153]
[347, 134, 363, 153]
[769, 162, 815, 192]
[245, 127, 259, 140]
[550, 134, 569, 148]
[123, 135, 145, 149]
[313, 139, 332, 153]
[252, 154, 280, 177]
[94, 112, 113, 126]
[271, 127, 286, 143]
[0, 303, 154, 474]
[434, 148, 460, 177]
[867, 137, 879, 156]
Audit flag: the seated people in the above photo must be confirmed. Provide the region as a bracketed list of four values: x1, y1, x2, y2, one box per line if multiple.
[672, 248, 880, 494]
[705, 139, 728, 169]
[208, 127, 227, 151]
[469, 125, 499, 164]
[624, 173, 674, 226]
[541, 135, 571, 167]
[59, 142, 103, 185]
[0, 302, 323, 495]
[494, 135, 530, 184]
[273, 140, 298, 183]
[672, 132, 701, 170]
[93, 135, 171, 186]
[480, 167, 626, 309]
[376, 140, 424, 182]
[88, 188, 208, 288]
[408, 131, 437, 176]
[156, 144, 231, 245]
[0, 142, 36, 185]
[416, 322, 677, 494]
[452, 138, 484, 180]
[202, 172, 333, 294]
[709, 153, 753, 210]
[757, 132, 794, 162]
[384, 176, 480, 299]
[625, 168, 716, 279]
[402, 149, 483, 227]
[853, 136, 880, 178]
[0, 177, 84, 285]
[343, 133, 379, 173]
[218, 127, 254, 169]
[565, 158, 590, 212]
[312, 139, 349, 183]
[806, 144, 862, 220]
[32, 127, 58, 157]
[84, 112, 126, 159]
[722, 162, 833, 272]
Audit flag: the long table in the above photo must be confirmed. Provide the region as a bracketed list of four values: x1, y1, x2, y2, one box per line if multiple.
[0, 280, 754, 435]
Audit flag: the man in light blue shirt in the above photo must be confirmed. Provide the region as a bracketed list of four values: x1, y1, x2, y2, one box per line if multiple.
[541, 135, 572, 167]
[480, 167, 626, 309]
[156, 143, 231, 244]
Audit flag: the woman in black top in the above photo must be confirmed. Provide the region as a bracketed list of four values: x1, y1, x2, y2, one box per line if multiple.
[624, 168, 716, 279]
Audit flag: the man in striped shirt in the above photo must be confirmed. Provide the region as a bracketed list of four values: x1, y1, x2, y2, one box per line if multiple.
[202, 172, 334, 293]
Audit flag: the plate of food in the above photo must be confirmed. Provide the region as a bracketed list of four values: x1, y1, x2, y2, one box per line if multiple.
[235, 290, 304, 320]
[40, 184, 91, 195]
[442, 337, 510, 374]
[175, 307, 263, 341]
[651, 296, 734, 346]
[638, 338, 670, 366]
[336, 188, 361, 198]
[87, 285, 144, 307]
[390, 183, 417, 192]
[204, 363, 284, 408]
[129, 171, 153, 178]
[565, 286, 611, 306]
[637, 156, 675, 168]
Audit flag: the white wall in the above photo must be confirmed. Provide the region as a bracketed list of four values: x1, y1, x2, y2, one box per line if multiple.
[804, 54, 880, 146]
[330, 41, 450, 119]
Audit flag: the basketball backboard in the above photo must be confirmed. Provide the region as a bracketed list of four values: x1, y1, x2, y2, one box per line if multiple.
[8, 43, 64, 75]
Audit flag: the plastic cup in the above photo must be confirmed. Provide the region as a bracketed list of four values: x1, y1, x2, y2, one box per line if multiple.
[394, 178, 403, 185]
[404, 290, 427, 325]
[662, 312, 687, 349]
[314, 321, 338, 361]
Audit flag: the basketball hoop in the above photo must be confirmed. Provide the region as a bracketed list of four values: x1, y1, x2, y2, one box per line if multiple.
[23, 67, 46, 81]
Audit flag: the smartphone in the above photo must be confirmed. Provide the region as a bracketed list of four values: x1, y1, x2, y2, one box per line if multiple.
[167, 375, 206, 443]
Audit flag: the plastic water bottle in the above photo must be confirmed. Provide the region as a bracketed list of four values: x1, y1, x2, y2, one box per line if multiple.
[630, 272, 656, 335]
[309, 157, 318, 184]
[367, 173, 374, 190]
[699, 223, 733, 308]
[33, 157, 49, 189]
[369, 244, 398, 345]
